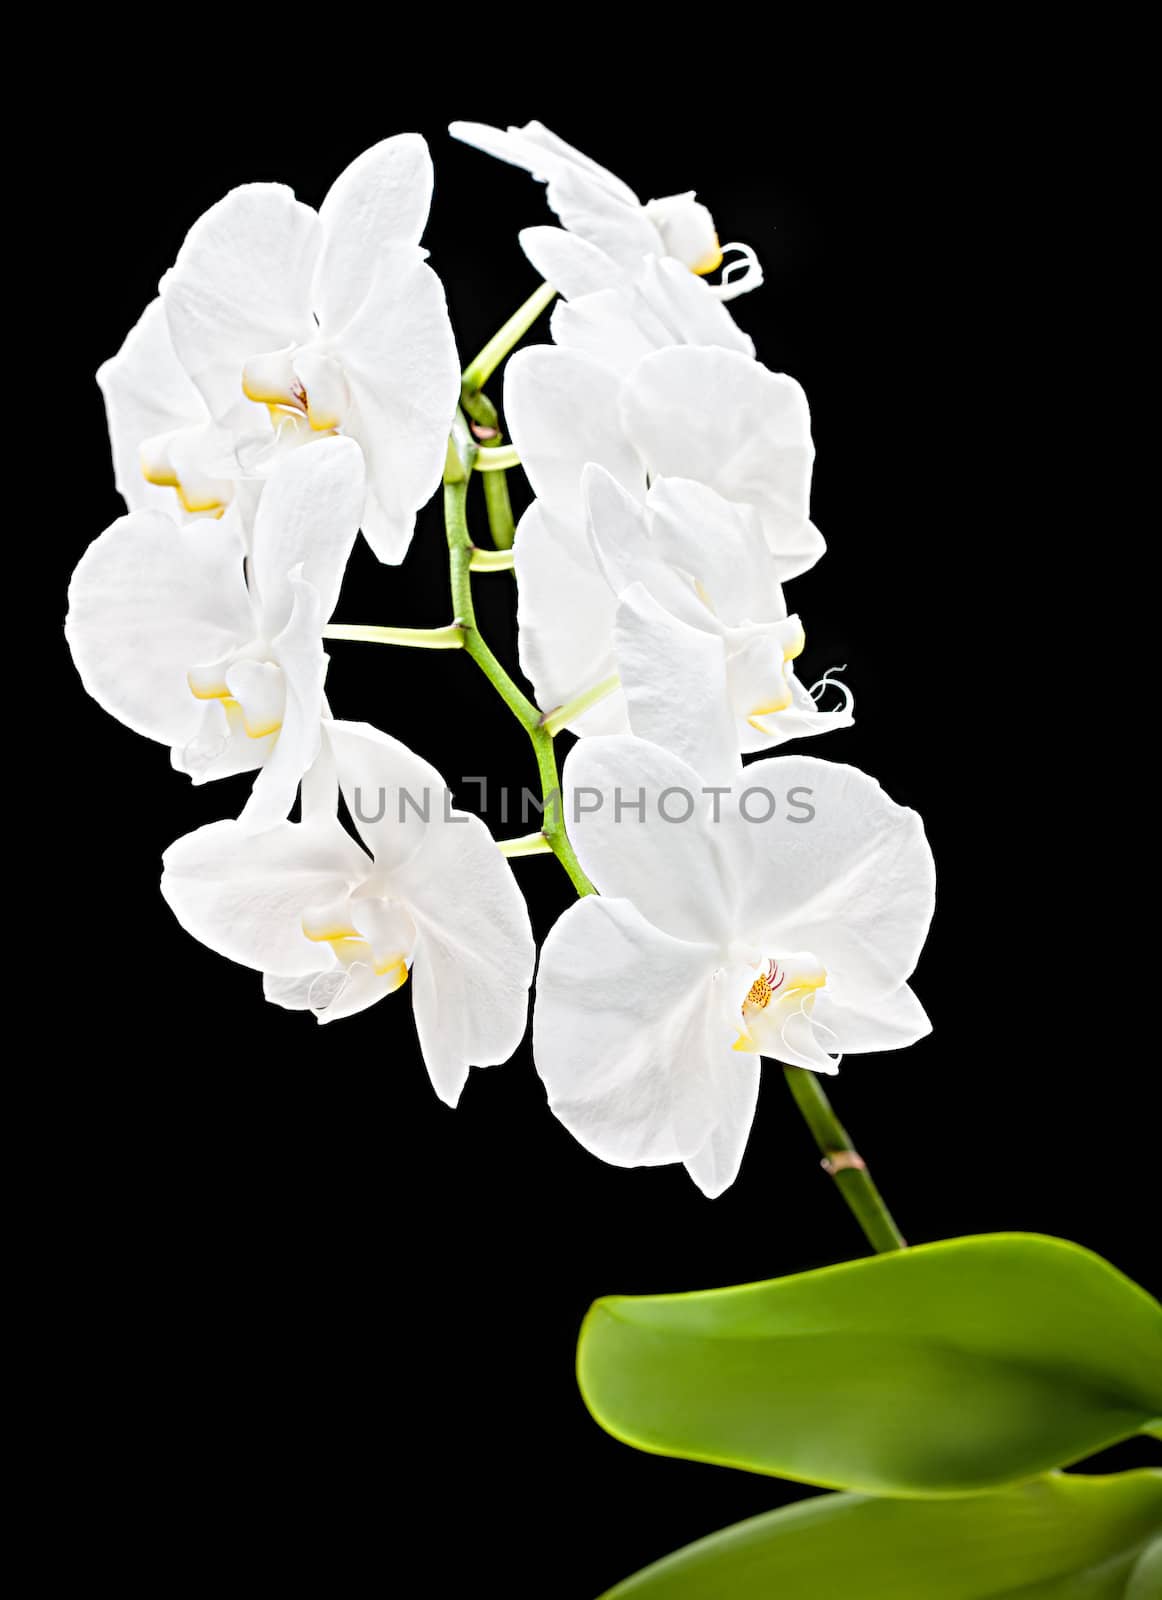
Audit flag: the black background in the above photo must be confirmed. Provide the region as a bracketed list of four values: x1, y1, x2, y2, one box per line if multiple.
[40, 60, 1156, 1594]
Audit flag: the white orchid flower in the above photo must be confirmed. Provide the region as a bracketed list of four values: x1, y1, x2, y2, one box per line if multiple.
[620, 345, 825, 579]
[160, 721, 537, 1103]
[450, 119, 761, 298]
[66, 438, 364, 829]
[503, 343, 828, 739]
[521, 228, 755, 379]
[97, 298, 261, 522]
[160, 134, 460, 563]
[503, 346, 647, 736]
[533, 738, 935, 1197]
[587, 466, 853, 780]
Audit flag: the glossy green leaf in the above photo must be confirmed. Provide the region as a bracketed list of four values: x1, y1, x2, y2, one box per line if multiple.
[578, 1234, 1162, 1494]
[600, 1472, 1162, 1599]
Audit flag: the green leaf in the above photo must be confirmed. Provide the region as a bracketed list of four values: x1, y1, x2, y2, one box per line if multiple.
[578, 1234, 1162, 1495]
[1126, 1534, 1162, 1600]
[600, 1472, 1162, 1599]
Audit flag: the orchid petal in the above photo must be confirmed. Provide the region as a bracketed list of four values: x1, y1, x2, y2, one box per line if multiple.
[96, 299, 207, 515]
[723, 755, 936, 1004]
[161, 815, 368, 976]
[813, 983, 933, 1054]
[584, 466, 709, 628]
[248, 437, 365, 634]
[614, 583, 740, 790]
[65, 509, 252, 748]
[513, 500, 627, 736]
[503, 346, 644, 525]
[564, 736, 737, 945]
[533, 895, 742, 1171]
[394, 813, 536, 1106]
[519, 225, 623, 299]
[161, 183, 319, 422]
[646, 477, 785, 626]
[621, 347, 825, 580]
[327, 719, 450, 873]
[327, 250, 459, 563]
[315, 134, 435, 327]
[237, 575, 328, 832]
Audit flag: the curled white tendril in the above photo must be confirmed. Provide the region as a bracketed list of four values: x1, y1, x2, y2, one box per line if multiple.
[780, 990, 843, 1074]
[709, 242, 764, 302]
[809, 664, 854, 717]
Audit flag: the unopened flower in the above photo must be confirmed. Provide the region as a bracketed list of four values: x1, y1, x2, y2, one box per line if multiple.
[161, 721, 536, 1103]
[534, 738, 934, 1196]
[66, 438, 364, 828]
[450, 118, 761, 297]
[161, 135, 459, 563]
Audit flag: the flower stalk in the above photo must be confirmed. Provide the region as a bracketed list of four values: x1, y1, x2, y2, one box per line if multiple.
[498, 831, 554, 858]
[469, 547, 516, 573]
[782, 1066, 906, 1254]
[461, 280, 557, 394]
[321, 622, 465, 649]
[444, 445, 593, 897]
[541, 674, 621, 735]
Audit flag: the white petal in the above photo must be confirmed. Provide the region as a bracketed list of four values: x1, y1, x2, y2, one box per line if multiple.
[550, 289, 664, 379]
[682, 1044, 762, 1198]
[519, 225, 623, 299]
[636, 257, 755, 359]
[513, 500, 626, 734]
[161, 183, 319, 422]
[450, 119, 641, 206]
[265, 970, 338, 1011]
[171, 698, 271, 785]
[723, 755, 937, 1002]
[533, 895, 745, 1174]
[614, 584, 740, 789]
[563, 736, 737, 945]
[327, 719, 448, 872]
[65, 509, 252, 747]
[316, 960, 409, 1025]
[503, 345, 644, 526]
[646, 477, 785, 626]
[545, 161, 665, 269]
[315, 134, 434, 327]
[327, 251, 459, 563]
[96, 299, 206, 514]
[161, 815, 368, 975]
[249, 437, 365, 634]
[621, 347, 825, 580]
[393, 813, 537, 1106]
[585, 466, 709, 627]
[237, 576, 328, 832]
[813, 983, 932, 1054]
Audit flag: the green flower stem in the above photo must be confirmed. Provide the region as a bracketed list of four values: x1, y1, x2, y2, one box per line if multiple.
[444, 471, 594, 897]
[542, 673, 621, 736]
[461, 280, 557, 394]
[481, 469, 516, 550]
[460, 284, 556, 552]
[474, 444, 521, 472]
[783, 1067, 906, 1254]
[497, 831, 554, 858]
[469, 547, 516, 573]
[321, 622, 465, 649]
